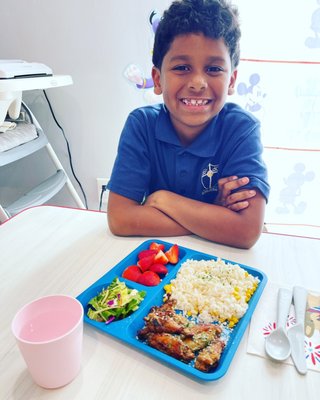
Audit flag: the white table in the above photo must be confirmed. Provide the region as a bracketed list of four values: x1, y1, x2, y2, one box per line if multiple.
[1, 206, 319, 400]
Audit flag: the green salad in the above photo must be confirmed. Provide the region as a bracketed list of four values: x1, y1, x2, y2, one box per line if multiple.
[87, 278, 146, 324]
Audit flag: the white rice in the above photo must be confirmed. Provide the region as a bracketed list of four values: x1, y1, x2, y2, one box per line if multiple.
[168, 258, 260, 324]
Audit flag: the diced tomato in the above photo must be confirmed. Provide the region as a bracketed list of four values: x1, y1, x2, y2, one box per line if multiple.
[165, 244, 179, 264]
[149, 263, 168, 278]
[149, 242, 165, 252]
[122, 265, 142, 282]
[137, 271, 161, 286]
[154, 250, 169, 265]
[137, 253, 156, 272]
[137, 249, 157, 260]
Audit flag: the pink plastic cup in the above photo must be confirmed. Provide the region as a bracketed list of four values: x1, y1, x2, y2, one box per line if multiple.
[11, 294, 84, 389]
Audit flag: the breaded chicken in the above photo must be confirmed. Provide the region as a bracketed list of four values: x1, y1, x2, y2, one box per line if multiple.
[194, 340, 225, 372]
[146, 333, 195, 363]
[183, 324, 222, 351]
[138, 300, 192, 339]
[138, 298, 226, 371]
[183, 322, 222, 337]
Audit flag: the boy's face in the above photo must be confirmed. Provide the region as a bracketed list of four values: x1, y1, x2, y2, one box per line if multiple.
[152, 33, 237, 145]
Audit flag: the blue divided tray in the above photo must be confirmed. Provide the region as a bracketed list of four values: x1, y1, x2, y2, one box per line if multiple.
[77, 239, 267, 381]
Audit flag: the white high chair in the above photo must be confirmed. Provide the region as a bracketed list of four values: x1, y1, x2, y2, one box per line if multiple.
[0, 72, 85, 223]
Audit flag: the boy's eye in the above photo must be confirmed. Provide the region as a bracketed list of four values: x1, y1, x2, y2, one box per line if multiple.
[172, 65, 190, 72]
[206, 66, 224, 74]
[171, 65, 224, 74]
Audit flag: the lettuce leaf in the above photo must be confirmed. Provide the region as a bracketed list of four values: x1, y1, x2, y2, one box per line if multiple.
[87, 277, 146, 323]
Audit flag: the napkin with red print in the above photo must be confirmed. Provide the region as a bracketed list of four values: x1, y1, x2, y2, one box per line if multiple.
[247, 282, 320, 372]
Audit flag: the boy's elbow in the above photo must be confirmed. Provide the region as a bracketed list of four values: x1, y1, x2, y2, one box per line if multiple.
[235, 224, 263, 249]
[237, 236, 258, 250]
[107, 208, 142, 236]
[107, 212, 129, 236]
[232, 202, 266, 249]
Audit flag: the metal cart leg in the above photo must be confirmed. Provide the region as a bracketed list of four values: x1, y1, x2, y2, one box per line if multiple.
[45, 143, 85, 209]
[0, 204, 9, 223]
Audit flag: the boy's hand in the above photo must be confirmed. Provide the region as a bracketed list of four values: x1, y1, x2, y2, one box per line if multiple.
[215, 176, 256, 212]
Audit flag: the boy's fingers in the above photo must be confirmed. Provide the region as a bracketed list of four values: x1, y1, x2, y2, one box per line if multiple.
[226, 177, 249, 190]
[228, 200, 250, 212]
[217, 176, 238, 201]
[216, 176, 253, 208]
[225, 189, 256, 206]
[218, 176, 249, 194]
[217, 175, 238, 187]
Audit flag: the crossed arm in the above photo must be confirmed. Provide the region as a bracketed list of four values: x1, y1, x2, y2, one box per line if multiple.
[107, 177, 266, 249]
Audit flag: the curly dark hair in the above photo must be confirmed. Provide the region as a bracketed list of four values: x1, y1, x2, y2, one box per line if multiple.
[152, 0, 241, 69]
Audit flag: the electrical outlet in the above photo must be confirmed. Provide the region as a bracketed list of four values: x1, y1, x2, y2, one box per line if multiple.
[96, 178, 109, 208]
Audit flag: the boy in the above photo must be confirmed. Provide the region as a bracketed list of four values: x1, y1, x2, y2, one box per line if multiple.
[107, 0, 269, 249]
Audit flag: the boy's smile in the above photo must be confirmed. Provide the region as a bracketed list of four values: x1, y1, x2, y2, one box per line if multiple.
[152, 33, 237, 145]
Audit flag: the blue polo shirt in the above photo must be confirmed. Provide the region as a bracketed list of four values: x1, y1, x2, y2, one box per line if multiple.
[107, 103, 270, 204]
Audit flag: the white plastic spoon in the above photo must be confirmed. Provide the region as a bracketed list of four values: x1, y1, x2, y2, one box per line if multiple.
[287, 286, 308, 374]
[265, 288, 292, 361]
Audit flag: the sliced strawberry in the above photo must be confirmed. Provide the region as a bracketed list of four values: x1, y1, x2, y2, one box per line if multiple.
[122, 265, 142, 282]
[149, 263, 168, 278]
[137, 253, 156, 272]
[137, 249, 157, 260]
[154, 250, 169, 265]
[137, 271, 161, 286]
[165, 244, 179, 264]
[149, 242, 165, 252]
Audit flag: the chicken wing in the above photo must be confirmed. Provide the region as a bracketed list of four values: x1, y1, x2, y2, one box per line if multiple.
[194, 340, 225, 372]
[183, 324, 222, 352]
[137, 299, 192, 339]
[146, 333, 195, 363]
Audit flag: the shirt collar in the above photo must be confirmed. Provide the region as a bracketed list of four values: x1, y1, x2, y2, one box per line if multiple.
[155, 104, 218, 157]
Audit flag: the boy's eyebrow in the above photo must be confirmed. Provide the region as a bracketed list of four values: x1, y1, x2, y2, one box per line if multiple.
[168, 55, 192, 63]
[168, 55, 227, 64]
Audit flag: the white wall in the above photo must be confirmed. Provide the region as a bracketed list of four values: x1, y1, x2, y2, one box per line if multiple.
[0, 0, 170, 210]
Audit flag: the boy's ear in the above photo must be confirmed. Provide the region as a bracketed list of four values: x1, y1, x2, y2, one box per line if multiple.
[228, 69, 238, 95]
[152, 66, 162, 95]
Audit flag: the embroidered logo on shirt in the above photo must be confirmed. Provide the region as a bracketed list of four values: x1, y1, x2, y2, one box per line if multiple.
[201, 163, 219, 194]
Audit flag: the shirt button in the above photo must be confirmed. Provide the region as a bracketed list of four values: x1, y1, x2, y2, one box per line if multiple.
[180, 170, 187, 177]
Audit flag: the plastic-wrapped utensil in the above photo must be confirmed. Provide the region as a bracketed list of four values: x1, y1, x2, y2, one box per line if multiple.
[265, 288, 292, 361]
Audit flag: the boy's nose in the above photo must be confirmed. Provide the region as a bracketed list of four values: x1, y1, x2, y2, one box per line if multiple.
[188, 73, 208, 91]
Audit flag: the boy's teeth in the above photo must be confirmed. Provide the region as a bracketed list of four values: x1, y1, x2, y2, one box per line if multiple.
[182, 99, 209, 106]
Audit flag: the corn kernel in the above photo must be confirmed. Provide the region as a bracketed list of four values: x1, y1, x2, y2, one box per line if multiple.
[228, 315, 239, 328]
[164, 284, 172, 294]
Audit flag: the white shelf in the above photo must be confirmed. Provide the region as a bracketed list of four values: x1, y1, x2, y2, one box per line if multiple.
[5, 169, 67, 217]
[0, 74, 73, 125]
[0, 127, 48, 166]
[0, 74, 73, 92]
